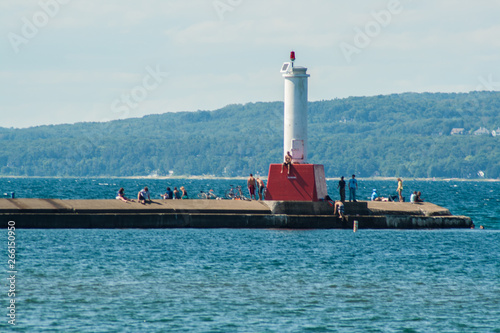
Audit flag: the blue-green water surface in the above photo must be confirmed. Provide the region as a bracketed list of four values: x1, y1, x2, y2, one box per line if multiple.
[1, 178, 500, 332]
[5, 229, 500, 332]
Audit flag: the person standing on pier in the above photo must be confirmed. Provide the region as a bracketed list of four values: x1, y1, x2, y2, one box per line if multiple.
[348, 174, 358, 202]
[256, 177, 265, 200]
[338, 176, 346, 202]
[247, 174, 257, 200]
[397, 178, 404, 202]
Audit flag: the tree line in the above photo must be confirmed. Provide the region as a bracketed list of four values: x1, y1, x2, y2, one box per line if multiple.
[1, 92, 499, 178]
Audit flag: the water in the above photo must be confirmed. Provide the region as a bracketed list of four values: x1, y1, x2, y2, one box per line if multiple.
[1, 178, 500, 332]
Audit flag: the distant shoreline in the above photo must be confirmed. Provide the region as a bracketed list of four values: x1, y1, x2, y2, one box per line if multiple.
[0, 175, 499, 182]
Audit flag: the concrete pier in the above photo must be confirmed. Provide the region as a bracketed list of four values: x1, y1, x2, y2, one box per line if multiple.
[0, 199, 472, 229]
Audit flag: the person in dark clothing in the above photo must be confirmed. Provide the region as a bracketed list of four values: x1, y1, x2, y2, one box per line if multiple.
[162, 187, 174, 199]
[337, 176, 346, 202]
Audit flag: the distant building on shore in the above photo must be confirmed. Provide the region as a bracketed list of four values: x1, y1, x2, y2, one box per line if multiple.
[450, 128, 465, 135]
[473, 127, 490, 136]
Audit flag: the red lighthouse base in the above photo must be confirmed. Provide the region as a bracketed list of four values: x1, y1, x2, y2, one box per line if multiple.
[265, 164, 328, 201]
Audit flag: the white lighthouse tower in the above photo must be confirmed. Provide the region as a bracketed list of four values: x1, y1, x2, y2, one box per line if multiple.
[281, 51, 309, 163]
[265, 52, 327, 202]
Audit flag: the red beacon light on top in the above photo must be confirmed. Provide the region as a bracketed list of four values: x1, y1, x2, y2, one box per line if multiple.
[290, 51, 296, 62]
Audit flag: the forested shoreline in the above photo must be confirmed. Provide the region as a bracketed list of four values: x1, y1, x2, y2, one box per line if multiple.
[1, 91, 499, 179]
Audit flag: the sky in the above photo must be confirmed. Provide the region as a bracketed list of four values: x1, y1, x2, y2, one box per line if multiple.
[1, 0, 499, 128]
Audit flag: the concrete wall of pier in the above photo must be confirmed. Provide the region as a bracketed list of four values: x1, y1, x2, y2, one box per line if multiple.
[0, 199, 472, 229]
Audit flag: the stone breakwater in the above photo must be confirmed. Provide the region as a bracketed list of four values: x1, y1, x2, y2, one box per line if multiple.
[0, 199, 472, 229]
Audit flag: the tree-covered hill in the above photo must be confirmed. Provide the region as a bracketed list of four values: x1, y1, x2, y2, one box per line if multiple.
[1, 92, 499, 178]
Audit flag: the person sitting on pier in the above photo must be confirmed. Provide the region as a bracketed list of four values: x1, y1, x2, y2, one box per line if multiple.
[116, 188, 134, 202]
[410, 191, 417, 203]
[162, 187, 174, 199]
[416, 191, 424, 202]
[371, 189, 390, 201]
[137, 186, 151, 204]
[334, 200, 344, 219]
[281, 151, 292, 174]
[180, 186, 189, 199]
[173, 187, 181, 199]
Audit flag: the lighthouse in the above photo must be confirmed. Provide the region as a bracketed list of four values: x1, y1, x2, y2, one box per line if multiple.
[265, 52, 328, 201]
[282, 51, 309, 163]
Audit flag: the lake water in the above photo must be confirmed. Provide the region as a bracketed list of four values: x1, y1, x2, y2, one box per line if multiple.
[1, 178, 499, 332]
